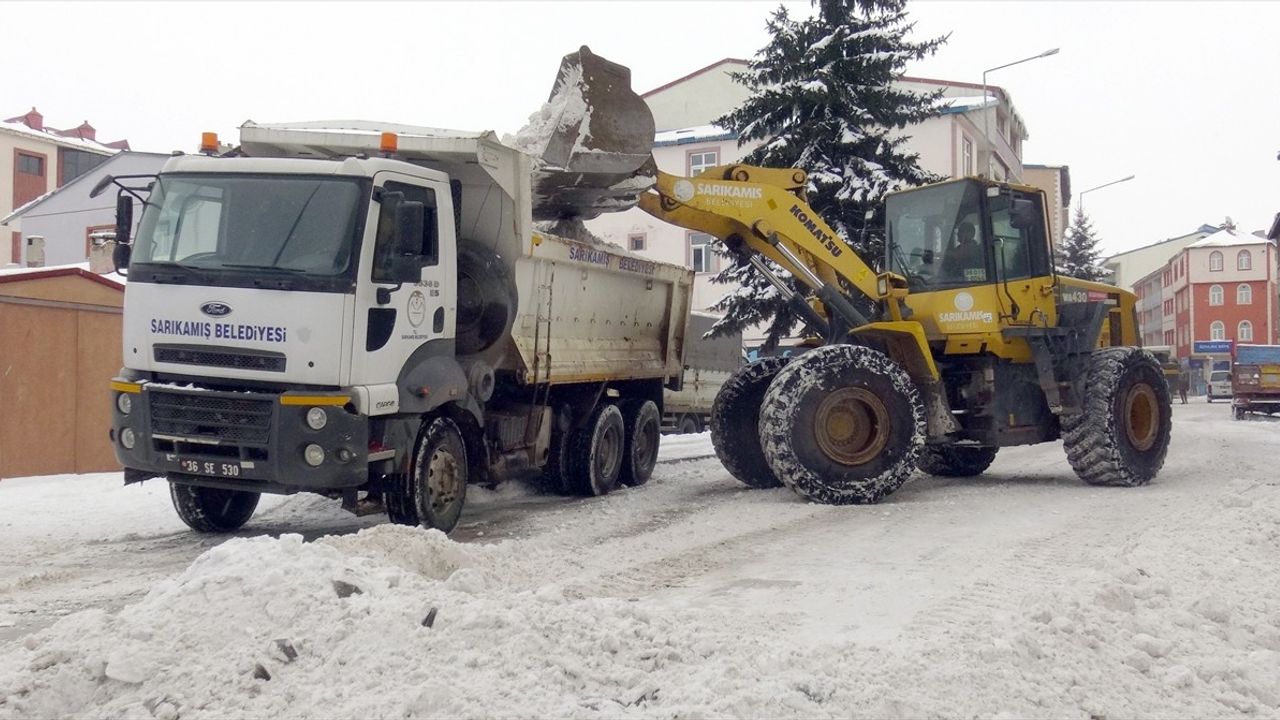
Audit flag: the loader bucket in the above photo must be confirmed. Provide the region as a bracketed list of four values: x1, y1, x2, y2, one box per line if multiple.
[515, 46, 657, 220]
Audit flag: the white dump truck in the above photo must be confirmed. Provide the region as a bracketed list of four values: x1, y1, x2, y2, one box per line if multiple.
[103, 49, 693, 533]
[662, 312, 743, 434]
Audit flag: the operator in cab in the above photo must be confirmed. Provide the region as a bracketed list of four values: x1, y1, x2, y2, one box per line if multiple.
[942, 221, 986, 282]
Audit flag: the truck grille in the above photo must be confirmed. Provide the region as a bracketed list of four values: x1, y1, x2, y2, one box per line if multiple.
[149, 390, 273, 446]
[154, 344, 286, 373]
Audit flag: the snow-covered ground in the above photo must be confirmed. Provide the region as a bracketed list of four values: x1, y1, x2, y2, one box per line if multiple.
[1, 399, 1278, 718]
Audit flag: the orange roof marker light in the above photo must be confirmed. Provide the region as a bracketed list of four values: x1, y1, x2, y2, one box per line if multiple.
[200, 132, 219, 155]
[380, 132, 398, 154]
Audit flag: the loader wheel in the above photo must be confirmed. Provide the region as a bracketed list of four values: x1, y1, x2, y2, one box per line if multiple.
[918, 445, 999, 477]
[169, 482, 259, 533]
[618, 399, 660, 487]
[1061, 347, 1172, 487]
[399, 417, 469, 532]
[759, 345, 924, 505]
[710, 356, 791, 489]
[569, 403, 626, 496]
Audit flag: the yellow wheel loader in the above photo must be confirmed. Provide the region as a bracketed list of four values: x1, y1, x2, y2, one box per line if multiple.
[533, 47, 1171, 506]
[636, 168, 1172, 504]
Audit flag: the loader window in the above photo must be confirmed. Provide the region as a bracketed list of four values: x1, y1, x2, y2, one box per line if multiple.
[885, 181, 989, 291]
[989, 190, 1050, 282]
[372, 181, 439, 283]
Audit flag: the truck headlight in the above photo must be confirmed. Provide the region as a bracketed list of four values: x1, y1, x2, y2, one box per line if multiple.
[306, 407, 328, 430]
[117, 393, 132, 415]
[121, 428, 137, 449]
[303, 444, 325, 467]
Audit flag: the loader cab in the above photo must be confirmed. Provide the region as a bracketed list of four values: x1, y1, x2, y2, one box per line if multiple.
[885, 178, 1053, 293]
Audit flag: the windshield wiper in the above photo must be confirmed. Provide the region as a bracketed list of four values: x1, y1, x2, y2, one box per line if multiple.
[215, 263, 307, 273]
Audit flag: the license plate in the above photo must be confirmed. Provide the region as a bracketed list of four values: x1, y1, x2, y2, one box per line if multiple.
[1264, 375, 1280, 385]
[176, 458, 243, 478]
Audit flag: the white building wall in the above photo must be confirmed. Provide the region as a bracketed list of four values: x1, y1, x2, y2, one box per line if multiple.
[644, 61, 751, 132]
[1103, 231, 1212, 290]
[1186, 243, 1271, 284]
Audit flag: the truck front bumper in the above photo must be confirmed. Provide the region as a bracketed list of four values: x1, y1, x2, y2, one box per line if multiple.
[109, 380, 369, 493]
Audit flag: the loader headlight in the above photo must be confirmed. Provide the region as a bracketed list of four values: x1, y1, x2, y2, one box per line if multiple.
[306, 407, 328, 430]
[303, 444, 325, 467]
[117, 393, 132, 415]
[121, 428, 137, 450]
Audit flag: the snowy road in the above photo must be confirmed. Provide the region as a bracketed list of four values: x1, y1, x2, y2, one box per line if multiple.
[2, 399, 1278, 718]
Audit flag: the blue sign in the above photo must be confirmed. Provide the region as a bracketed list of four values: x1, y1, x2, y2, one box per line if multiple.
[1193, 340, 1233, 354]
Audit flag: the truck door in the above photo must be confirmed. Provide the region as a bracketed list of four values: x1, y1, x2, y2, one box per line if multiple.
[350, 173, 455, 397]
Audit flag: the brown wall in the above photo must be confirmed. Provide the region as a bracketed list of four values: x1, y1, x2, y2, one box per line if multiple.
[0, 273, 123, 478]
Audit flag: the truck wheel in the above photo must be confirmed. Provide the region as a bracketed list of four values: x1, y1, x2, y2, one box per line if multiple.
[169, 482, 259, 533]
[569, 403, 626, 496]
[618, 399, 660, 486]
[918, 445, 998, 477]
[711, 356, 791, 489]
[407, 417, 468, 532]
[383, 471, 418, 526]
[1061, 347, 1172, 487]
[1234, 406, 1246, 420]
[759, 345, 924, 505]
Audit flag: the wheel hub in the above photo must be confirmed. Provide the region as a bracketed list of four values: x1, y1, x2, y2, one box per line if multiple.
[814, 387, 890, 466]
[1123, 382, 1159, 452]
[595, 423, 623, 480]
[426, 448, 462, 514]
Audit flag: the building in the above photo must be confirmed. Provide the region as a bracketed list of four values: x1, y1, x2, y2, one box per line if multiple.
[1023, 164, 1071, 250]
[588, 58, 1062, 347]
[2, 151, 168, 268]
[1133, 226, 1278, 388]
[0, 263, 124, 478]
[1101, 224, 1218, 290]
[1, 108, 129, 266]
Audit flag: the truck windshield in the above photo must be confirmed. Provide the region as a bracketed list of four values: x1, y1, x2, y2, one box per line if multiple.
[131, 173, 367, 288]
[885, 181, 988, 292]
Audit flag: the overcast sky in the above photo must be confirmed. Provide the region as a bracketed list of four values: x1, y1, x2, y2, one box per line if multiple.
[7, 1, 1278, 255]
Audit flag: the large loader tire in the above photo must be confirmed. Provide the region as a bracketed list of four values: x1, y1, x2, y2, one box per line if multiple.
[759, 345, 925, 505]
[710, 356, 791, 489]
[456, 241, 516, 356]
[1061, 347, 1172, 487]
[618, 399, 660, 487]
[569, 403, 626, 497]
[170, 482, 259, 533]
[918, 445, 999, 477]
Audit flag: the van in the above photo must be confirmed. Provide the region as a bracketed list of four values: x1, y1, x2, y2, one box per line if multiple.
[1207, 370, 1232, 402]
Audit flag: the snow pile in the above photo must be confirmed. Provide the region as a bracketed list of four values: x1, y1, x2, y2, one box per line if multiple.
[504, 60, 590, 166]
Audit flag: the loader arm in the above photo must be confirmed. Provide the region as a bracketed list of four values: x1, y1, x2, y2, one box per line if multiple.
[638, 165, 939, 385]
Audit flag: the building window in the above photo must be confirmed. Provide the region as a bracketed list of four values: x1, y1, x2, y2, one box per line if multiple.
[1165, 330, 1175, 345]
[1237, 249, 1252, 271]
[1211, 321, 1225, 341]
[688, 150, 718, 177]
[61, 150, 108, 185]
[1163, 298, 1173, 316]
[1209, 251, 1223, 271]
[628, 233, 646, 252]
[1238, 283, 1252, 305]
[17, 153, 44, 176]
[962, 137, 973, 176]
[1209, 284, 1223, 306]
[689, 232, 715, 273]
[1239, 320, 1253, 342]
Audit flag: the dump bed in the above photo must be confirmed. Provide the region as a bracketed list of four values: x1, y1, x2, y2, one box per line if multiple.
[238, 121, 693, 386]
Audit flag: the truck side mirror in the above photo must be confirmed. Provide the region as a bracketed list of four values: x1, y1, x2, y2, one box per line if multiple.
[115, 193, 133, 245]
[378, 191, 426, 285]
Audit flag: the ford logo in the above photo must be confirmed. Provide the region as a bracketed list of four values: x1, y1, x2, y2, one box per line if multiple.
[200, 302, 232, 317]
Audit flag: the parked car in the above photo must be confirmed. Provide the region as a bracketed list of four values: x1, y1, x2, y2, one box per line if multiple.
[1207, 370, 1232, 402]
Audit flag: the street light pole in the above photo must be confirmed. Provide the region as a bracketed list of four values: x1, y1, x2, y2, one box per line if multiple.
[1078, 174, 1136, 213]
[981, 47, 1060, 178]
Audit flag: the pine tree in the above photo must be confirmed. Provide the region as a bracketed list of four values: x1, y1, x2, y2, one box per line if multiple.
[706, 0, 947, 348]
[1058, 206, 1106, 281]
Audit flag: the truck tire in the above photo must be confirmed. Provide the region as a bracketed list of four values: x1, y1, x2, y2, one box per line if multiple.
[918, 445, 998, 477]
[169, 482, 259, 533]
[618, 399, 660, 486]
[677, 415, 701, 434]
[407, 417, 469, 532]
[710, 356, 791, 489]
[569, 402, 626, 496]
[759, 345, 924, 505]
[456, 241, 516, 356]
[1061, 347, 1172, 487]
